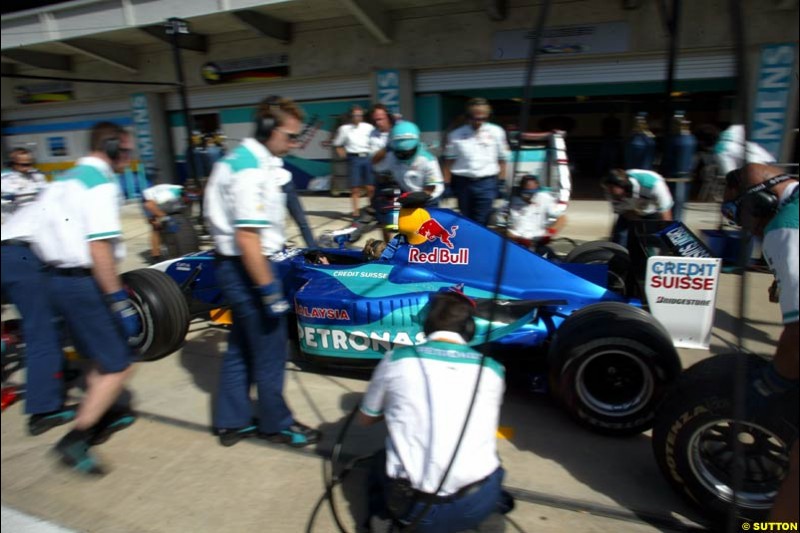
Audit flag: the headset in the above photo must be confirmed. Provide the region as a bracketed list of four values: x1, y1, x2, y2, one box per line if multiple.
[725, 170, 796, 223]
[103, 136, 122, 161]
[603, 169, 632, 193]
[255, 95, 282, 141]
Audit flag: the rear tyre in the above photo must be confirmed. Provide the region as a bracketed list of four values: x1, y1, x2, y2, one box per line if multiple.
[652, 353, 798, 523]
[548, 302, 681, 436]
[564, 241, 630, 295]
[122, 268, 190, 362]
[160, 213, 200, 259]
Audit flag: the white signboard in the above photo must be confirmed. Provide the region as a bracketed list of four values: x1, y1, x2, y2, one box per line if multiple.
[645, 256, 722, 350]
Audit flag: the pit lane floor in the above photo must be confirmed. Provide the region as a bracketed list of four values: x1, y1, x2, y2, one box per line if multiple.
[1, 197, 783, 532]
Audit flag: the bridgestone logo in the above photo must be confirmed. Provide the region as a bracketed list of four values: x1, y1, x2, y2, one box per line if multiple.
[655, 297, 711, 306]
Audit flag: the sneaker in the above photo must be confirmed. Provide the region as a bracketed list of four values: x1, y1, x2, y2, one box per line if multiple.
[53, 432, 105, 476]
[216, 425, 257, 447]
[28, 406, 77, 436]
[88, 408, 137, 446]
[260, 422, 321, 448]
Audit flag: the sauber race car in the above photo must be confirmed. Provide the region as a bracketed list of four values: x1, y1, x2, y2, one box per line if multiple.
[125, 205, 718, 438]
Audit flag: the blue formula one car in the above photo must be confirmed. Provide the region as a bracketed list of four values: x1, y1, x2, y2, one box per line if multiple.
[128, 206, 684, 436]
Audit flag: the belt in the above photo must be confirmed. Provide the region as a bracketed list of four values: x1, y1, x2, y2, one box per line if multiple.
[348, 152, 370, 158]
[453, 174, 496, 181]
[400, 475, 489, 505]
[1, 239, 31, 247]
[49, 266, 93, 277]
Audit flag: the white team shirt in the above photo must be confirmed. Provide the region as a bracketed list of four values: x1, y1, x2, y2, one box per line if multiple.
[508, 190, 560, 240]
[762, 183, 799, 325]
[360, 331, 504, 495]
[333, 122, 375, 154]
[1, 167, 48, 224]
[29, 157, 125, 267]
[714, 125, 776, 176]
[142, 184, 184, 213]
[444, 123, 510, 178]
[373, 148, 445, 201]
[610, 169, 674, 216]
[204, 138, 289, 257]
[369, 129, 390, 155]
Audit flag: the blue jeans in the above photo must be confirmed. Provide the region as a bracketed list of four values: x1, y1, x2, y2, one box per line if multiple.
[213, 258, 293, 433]
[347, 154, 374, 188]
[451, 175, 497, 226]
[668, 180, 688, 222]
[0, 244, 64, 414]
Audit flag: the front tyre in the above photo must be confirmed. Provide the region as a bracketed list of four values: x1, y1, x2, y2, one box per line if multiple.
[549, 302, 681, 436]
[122, 268, 190, 361]
[652, 353, 798, 523]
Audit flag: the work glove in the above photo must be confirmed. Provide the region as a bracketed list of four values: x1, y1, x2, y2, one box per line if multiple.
[258, 281, 290, 318]
[746, 363, 799, 420]
[158, 216, 179, 234]
[106, 289, 143, 345]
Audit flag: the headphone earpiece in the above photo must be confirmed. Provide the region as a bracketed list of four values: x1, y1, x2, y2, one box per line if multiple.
[255, 95, 282, 142]
[737, 174, 795, 220]
[462, 315, 476, 342]
[104, 137, 121, 161]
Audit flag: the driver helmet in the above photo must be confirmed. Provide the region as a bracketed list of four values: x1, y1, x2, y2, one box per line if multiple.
[390, 121, 421, 160]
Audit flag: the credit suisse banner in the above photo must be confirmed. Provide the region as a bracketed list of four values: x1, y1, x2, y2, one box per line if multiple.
[644, 256, 722, 350]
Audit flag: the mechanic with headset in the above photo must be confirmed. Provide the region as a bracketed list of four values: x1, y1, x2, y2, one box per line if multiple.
[333, 105, 376, 220]
[1, 147, 48, 224]
[506, 174, 566, 248]
[5, 122, 140, 475]
[204, 95, 321, 448]
[358, 289, 511, 532]
[372, 121, 445, 240]
[722, 163, 798, 522]
[603, 168, 674, 246]
[443, 97, 511, 226]
[141, 183, 186, 263]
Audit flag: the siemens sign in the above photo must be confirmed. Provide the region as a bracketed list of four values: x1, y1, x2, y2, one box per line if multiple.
[750, 43, 796, 160]
[376, 69, 401, 116]
[131, 93, 157, 180]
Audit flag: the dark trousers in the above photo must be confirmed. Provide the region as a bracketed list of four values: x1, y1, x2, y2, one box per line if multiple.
[451, 174, 498, 226]
[366, 450, 505, 533]
[213, 258, 293, 433]
[611, 212, 663, 247]
[1, 244, 63, 414]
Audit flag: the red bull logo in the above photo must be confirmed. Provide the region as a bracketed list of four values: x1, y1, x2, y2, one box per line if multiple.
[408, 247, 469, 264]
[416, 218, 458, 249]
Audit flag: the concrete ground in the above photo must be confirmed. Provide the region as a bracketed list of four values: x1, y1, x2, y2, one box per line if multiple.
[1, 195, 783, 533]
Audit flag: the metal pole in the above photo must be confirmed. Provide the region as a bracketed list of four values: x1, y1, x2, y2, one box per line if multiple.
[662, 0, 681, 141]
[166, 17, 197, 188]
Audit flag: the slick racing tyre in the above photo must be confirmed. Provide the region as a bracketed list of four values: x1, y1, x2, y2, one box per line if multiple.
[564, 241, 630, 296]
[652, 353, 798, 523]
[160, 213, 200, 259]
[122, 268, 190, 362]
[549, 302, 681, 436]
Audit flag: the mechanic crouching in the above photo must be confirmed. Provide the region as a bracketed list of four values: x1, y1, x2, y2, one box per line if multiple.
[358, 290, 512, 532]
[204, 95, 321, 448]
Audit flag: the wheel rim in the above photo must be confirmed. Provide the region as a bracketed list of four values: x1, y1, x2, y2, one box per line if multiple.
[687, 419, 789, 510]
[575, 348, 654, 417]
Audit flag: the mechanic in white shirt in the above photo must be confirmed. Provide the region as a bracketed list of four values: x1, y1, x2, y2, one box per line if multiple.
[141, 183, 185, 263]
[1, 148, 48, 223]
[204, 95, 321, 448]
[16, 122, 139, 475]
[507, 174, 566, 246]
[333, 105, 376, 219]
[358, 290, 510, 532]
[368, 104, 395, 161]
[714, 124, 776, 176]
[603, 168, 674, 246]
[444, 98, 511, 226]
